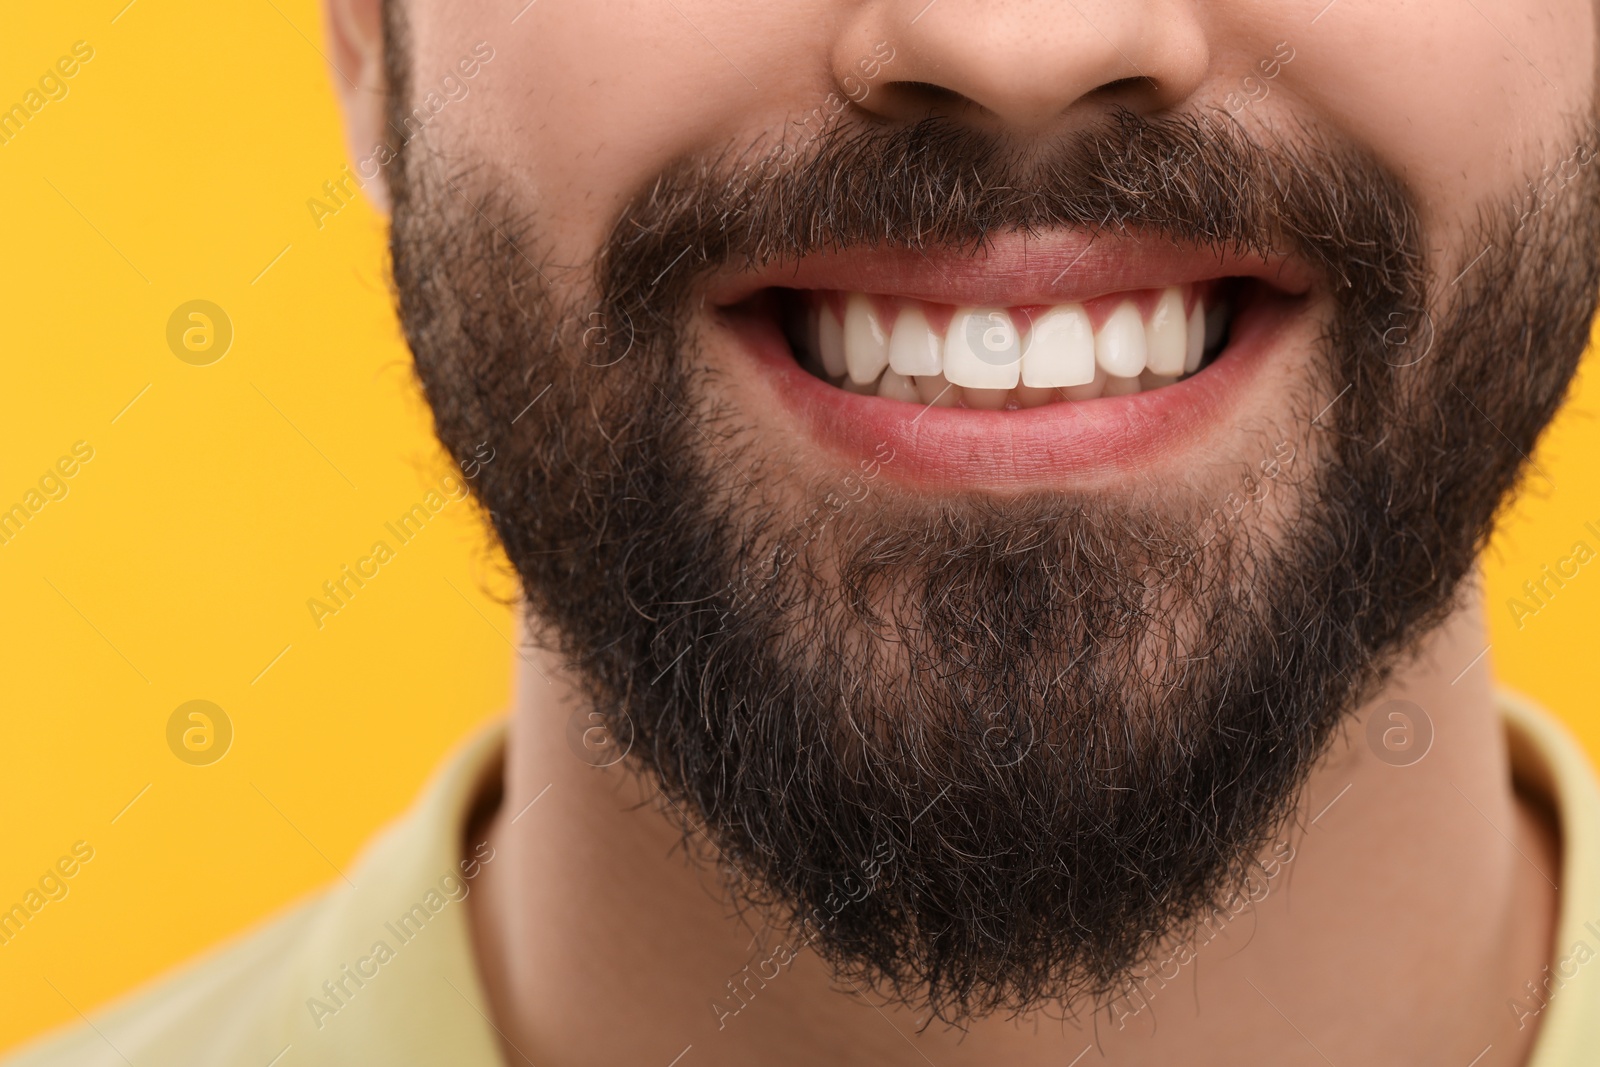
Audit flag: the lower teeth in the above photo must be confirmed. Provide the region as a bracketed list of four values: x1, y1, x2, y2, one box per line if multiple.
[806, 338, 1228, 409]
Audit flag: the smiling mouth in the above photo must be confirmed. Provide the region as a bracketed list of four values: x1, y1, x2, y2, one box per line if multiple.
[772, 281, 1241, 410]
[706, 238, 1314, 486]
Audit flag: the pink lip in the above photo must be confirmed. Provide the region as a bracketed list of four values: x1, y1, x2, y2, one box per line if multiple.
[706, 234, 1317, 492]
[705, 231, 1313, 309]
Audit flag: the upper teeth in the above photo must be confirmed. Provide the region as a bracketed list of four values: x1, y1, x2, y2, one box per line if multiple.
[887, 305, 943, 378]
[843, 293, 891, 384]
[1019, 305, 1094, 388]
[807, 284, 1222, 408]
[946, 308, 1023, 390]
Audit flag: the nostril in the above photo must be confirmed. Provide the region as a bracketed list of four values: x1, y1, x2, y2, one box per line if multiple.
[1093, 76, 1154, 97]
[883, 80, 965, 104]
[862, 76, 1156, 132]
[870, 79, 981, 120]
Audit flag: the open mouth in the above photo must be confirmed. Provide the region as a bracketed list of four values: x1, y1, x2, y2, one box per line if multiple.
[773, 281, 1239, 410]
[705, 239, 1316, 486]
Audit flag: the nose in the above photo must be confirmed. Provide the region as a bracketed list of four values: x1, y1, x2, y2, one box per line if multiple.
[836, 0, 1209, 133]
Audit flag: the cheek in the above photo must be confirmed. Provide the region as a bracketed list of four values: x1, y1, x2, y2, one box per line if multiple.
[410, 0, 840, 273]
[1261, 0, 1595, 227]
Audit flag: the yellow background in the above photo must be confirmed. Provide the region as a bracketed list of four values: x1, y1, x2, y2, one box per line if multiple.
[0, 0, 1596, 1054]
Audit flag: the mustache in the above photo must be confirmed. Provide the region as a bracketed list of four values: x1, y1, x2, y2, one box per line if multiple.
[599, 108, 1426, 330]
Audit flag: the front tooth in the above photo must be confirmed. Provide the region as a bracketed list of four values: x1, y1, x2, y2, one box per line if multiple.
[914, 372, 960, 407]
[877, 368, 920, 402]
[1020, 304, 1095, 388]
[844, 293, 890, 384]
[1144, 287, 1187, 375]
[944, 307, 1021, 389]
[962, 387, 1010, 410]
[888, 305, 944, 377]
[1095, 301, 1147, 378]
[1184, 302, 1205, 374]
[818, 303, 848, 378]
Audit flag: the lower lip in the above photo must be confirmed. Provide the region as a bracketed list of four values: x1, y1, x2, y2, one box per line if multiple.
[722, 291, 1306, 492]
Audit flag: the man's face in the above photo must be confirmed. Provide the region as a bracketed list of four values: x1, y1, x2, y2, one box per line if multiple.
[374, 0, 1599, 1022]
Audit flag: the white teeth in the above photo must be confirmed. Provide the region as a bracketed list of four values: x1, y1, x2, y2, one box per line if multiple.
[1062, 364, 1108, 401]
[944, 307, 1021, 389]
[888, 305, 944, 377]
[1014, 385, 1063, 408]
[877, 368, 921, 402]
[1020, 304, 1096, 388]
[1095, 301, 1147, 378]
[1144, 287, 1187, 376]
[807, 285, 1228, 407]
[818, 304, 847, 378]
[1204, 302, 1227, 352]
[1185, 301, 1206, 374]
[915, 372, 960, 406]
[843, 293, 890, 384]
[962, 387, 1011, 410]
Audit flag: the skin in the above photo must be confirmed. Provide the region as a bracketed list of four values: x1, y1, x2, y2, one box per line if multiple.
[325, 0, 1585, 1062]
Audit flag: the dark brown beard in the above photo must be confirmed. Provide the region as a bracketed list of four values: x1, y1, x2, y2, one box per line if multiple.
[382, 12, 1600, 1021]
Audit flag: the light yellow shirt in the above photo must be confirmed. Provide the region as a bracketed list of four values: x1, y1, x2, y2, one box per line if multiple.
[6, 695, 1599, 1066]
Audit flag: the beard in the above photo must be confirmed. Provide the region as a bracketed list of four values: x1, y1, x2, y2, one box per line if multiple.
[382, 32, 1600, 1022]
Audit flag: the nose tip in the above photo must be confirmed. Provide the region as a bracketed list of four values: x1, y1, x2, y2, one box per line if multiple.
[839, 0, 1209, 134]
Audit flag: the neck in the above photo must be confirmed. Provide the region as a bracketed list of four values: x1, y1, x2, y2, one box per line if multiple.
[468, 585, 1559, 1067]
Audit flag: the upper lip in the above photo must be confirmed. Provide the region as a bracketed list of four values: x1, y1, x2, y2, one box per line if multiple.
[704, 230, 1316, 308]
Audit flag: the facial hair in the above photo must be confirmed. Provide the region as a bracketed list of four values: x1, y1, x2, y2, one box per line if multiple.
[382, 23, 1600, 1022]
